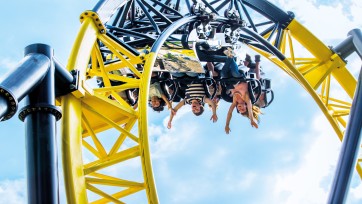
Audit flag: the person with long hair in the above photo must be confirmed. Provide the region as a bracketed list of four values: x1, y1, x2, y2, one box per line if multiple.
[221, 48, 261, 134]
[224, 82, 261, 134]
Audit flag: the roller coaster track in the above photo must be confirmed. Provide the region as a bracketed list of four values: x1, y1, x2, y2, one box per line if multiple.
[57, 0, 361, 203]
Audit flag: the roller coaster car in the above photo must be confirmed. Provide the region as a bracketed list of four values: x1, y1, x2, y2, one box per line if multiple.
[152, 44, 219, 101]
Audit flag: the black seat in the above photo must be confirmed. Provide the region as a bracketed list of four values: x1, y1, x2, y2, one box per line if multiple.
[260, 78, 274, 108]
[151, 71, 179, 102]
[218, 78, 262, 104]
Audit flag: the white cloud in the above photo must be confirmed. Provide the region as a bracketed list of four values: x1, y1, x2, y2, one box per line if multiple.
[203, 147, 229, 169]
[150, 108, 200, 159]
[262, 129, 288, 140]
[0, 58, 17, 70]
[0, 58, 18, 78]
[169, 178, 212, 203]
[350, 182, 362, 200]
[349, 1, 362, 28]
[271, 1, 361, 41]
[151, 123, 198, 159]
[233, 171, 257, 191]
[148, 124, 163, 138]
[0, 179, 27, 204]
[272, 113, 342, 204]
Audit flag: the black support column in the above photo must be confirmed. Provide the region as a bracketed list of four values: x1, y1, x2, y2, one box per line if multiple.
[19, 44, 61, 204]
[327, 68, 362, 204]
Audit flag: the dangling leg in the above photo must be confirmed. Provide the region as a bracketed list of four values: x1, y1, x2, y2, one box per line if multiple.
[221, 48, 234, 78]
[229, 57, 243, 78]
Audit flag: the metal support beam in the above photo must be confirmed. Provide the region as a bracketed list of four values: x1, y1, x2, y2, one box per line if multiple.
[327, 66, 362, 204]
[19, 44, 61, 204]
[54, 57, 74, 86]
[0, 53, 50, 121]
[349, 29, 362, 59]
[0, 97, 8, 118]
[333, 29, 362, 60]
[54, 58, 78, 97]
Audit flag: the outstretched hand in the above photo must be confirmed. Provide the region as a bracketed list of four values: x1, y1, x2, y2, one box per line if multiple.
[167, 121, 172, 129]
[225, 126, 231, 134]
[210, 114, 218, 123]
[251, 119, 258, 129]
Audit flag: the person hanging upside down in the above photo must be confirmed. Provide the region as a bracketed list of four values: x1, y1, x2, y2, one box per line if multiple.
[221, 48, 261, 134]
[224, 82, 261, 133]
[149, 81, 173, 112]
[167, 82, 218, 129]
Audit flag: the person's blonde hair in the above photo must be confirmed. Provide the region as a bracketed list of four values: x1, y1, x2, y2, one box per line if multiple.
[241, 105, 262, 123]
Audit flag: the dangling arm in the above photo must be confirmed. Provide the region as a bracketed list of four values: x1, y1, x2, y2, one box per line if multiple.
[204, 97, 218, 122]
[245, 94, 258, 129]
[161, 94, 172, 110]
[167, 99, 185, 129]
[225, 102, 236, 134]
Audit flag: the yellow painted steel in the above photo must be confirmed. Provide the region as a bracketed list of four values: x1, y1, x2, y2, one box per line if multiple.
[60, 4, 361, 204]
[83, 146, 140, 175]
[250, 18, 361, 179]
[60, 11, 159, 203]
[61, 94, 89, 204]
[67, 17, 98, 98]
[138, 52, 159, 204]
[85, 177, 144, 187]
[90, 187, 145, 204]
[86, 183, 126, 204]
[287, 20, 356, 97]
[61, 16, 99, 204]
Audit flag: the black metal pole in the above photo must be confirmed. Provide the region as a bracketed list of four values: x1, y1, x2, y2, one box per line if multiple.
[333, 29, 362, 60]
[53, 57, 78, 97]
[20, 44, 61, 204]
[54, 57, 74, 86]
[0, 53, 50, 121]
[349, 29, 362, 59]
[0, 97, 8, 119]
[332, 35, 354, 60]
[327, 67, 362, 204]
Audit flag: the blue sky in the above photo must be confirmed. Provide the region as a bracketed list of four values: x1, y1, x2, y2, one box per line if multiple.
[0, 0, 361, 204]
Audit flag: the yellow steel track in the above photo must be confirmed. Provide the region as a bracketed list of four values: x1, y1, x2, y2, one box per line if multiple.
[61, 11, 157, 203]
[59, 6, 361, 204]
[250, 19, 361, 177]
